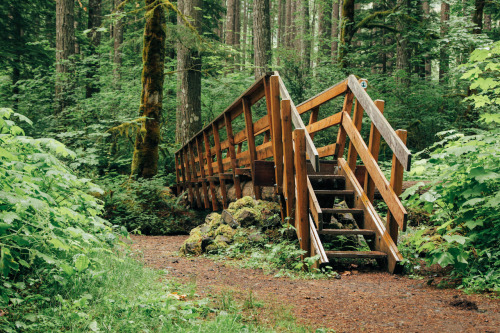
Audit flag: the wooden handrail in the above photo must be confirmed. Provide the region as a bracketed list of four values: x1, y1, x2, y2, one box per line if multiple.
[296, 79, 348, 114]
[276, 73, 320, 172]
[347, 75, 412, 171]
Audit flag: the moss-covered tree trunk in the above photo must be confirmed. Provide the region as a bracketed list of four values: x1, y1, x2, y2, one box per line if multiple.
[131, 0, 166, 178]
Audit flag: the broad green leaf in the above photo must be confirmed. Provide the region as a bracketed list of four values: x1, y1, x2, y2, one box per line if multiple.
[74, 254, 90, 272]
[443, 235, 469, 245]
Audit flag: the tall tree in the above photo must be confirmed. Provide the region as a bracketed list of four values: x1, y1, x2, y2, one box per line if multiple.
[131, 0, 166, 178]
[175, 0, 203, 144]
[55, 0, 75, 114]
[113, 0, 124, 87]
[331, 0, 340, 60]
[253, 0, 271, 78]
[86, 0, 102, 98]
[439, 1, 450, 82]
[472, 0, 485, 34]
[226, 0, 236, 45]
[300, 0, 311, 68]
[318, 0, 332, 58]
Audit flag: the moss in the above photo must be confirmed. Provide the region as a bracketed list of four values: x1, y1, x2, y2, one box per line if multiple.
[227, 196, 255, 214]
[215, 224, 236, 240]
[179, 227, 203, 255]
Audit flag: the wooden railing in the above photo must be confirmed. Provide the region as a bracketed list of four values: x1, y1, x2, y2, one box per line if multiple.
[174, 73, 411, 273]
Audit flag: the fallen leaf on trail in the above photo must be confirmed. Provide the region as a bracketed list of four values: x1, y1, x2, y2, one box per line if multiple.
[342, 271, 351, 276]
[168, 292, 187, 300]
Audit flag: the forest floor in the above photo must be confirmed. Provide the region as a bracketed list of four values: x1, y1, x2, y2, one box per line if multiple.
[131, 235, 499, 333]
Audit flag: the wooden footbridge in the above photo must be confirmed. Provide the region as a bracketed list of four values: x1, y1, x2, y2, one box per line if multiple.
[174, 72, 411, 273]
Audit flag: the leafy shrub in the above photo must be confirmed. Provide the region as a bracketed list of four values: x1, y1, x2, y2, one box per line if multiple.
[99, 174, 197, 235]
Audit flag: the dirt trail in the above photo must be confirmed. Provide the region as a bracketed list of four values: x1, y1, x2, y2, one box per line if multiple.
[131, 235, 499, 333]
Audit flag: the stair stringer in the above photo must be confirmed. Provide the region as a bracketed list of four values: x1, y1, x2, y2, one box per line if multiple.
[337, 158, 403, 273]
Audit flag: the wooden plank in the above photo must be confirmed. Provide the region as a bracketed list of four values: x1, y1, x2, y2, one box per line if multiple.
[319, 229, 376, 236]
[253, 115, 270, 136]
[310, 215, 329, 264]
[212, 123, 228, 209]
[175, 73, 272, 155]
[342, 112, 407, 230]
[307, 177, 323, 230]
[388, 129, 408, 243]
[326, 251, 387, 259]
[270, 75, 284, 193]
[293, 129, 310, 258]
[174, 153, 181, 195]
[195, 136, 210, 209]
[347, 79, 367, 171]
[179, 150, 192, 206]
[297, 79, 348, 114]
[224, 113, 242, 199]
[188, 142, 202, 208]
[321, 208, 364, 215]
[277, 74, 320, 172]
[242, 97, 260, 199]
[347, 75, 412, 171]
[364, 100, 384, 203]
[203, 131, 218, 211]
[305, 112, 342, 135]
[308, 106, 319, 140]
[337, 157, 403, 273]
[253, 160, 275, 186]
[316, 143, 337, 158]
[336, 91, 354, 158]
[281, 99, 295, 224]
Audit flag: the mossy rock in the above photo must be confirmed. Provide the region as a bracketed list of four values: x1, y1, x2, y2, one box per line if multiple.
[215, 224, 236, 241]
[227, 196, 255, 214]
[179, 227, 203, 255]
[234, 207, 261, 228]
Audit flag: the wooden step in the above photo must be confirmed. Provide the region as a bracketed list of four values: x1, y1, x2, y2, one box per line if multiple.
[321, 208, 363, 215]
[308, 174, 345, 180]
[319, 229, 375, 236]
[326, 251, 387, 259]
[314, 190, 354, 196]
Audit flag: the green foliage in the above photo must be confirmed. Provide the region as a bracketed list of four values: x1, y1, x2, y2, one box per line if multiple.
[100, 174, 197, 235]
[403, 128, 499, 292]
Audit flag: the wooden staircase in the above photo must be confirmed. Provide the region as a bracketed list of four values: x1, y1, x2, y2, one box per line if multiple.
[173, 72, 411, 273]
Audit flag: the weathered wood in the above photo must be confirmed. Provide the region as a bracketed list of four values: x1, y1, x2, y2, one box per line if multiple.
[307, 178, 323, 230]
[188, 142, 202, 208]
[316, 143, 338, 158]
[364, 100, 384, 203]
[342, 111, 407, 230]
[212, 123, 228, 209]
[277, 74, 320, 172]
[179, 150, 192, 206]
[308, 106, 319, 140]
[270, 75, 284, 193]
[347, 79, 367, 171]
[337, 157, 403, 273]
[310, 215, 329, 264]
[326, 251, 387, 259]
[297, 79, 348, 114]
[335, 91, 354, 158]
[293, 129, 310, 257]
[195, 136, 210, 209]
[242, 97, 260, 199]
[321, 208, 364, 215]
[174, 153, 181, 195]
[319, 229, 376, 236]
[224, 113, 242, 199]
[281, 99, 295, 224]
[388, 129, 408, 243]
[305, 112, 342, 135]
[347, 75, 412, 171]
[203, 131, 218, 211]
[253, 160, 275, 186]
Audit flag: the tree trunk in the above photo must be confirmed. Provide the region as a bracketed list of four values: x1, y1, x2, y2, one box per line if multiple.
[176, 0, 203, 144]
[226, 0, 236, 45]
[396, 0, 409, 81]
[439, 1, 449, 82]
[300, 0, 310, 68]
[86, 0, 102, 98]
[55, 0, 75, 114]
[234, 0, 241, 69]
[131, 0, 166, 178]
[331, 0, 339, 60]
[472, 0, 485, 34]
[285, 0, 292, 47]
[339, 0, 355, 68]
[253, 0, 271, 78]
[318, 0, 332, 58]
[484, 13, 491, 32]
[423, 0, 431, 79]
[242, 0, 249, 67]
[114, 0, 124, 87]
[277, 0, 284, 48]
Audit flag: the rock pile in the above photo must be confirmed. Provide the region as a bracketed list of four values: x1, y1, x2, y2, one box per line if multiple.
[179, 196, 281, 255]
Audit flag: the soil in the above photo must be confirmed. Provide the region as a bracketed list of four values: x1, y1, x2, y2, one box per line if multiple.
[131, 235, 500, 333]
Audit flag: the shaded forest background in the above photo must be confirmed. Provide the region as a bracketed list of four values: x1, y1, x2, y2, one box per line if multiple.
[1, 0, 498, 180]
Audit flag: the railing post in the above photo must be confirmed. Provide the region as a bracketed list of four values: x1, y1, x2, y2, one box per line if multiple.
[188, 142, 202, 208]
[203, 131, 219, 211]
[174, 153, 181, 196]
[387, 129, 407, 244]
[364, 100, 385, 203]
[336, 91, 354, 158]
[224, 113, 242, 199]
[294, 129, 310, 259]
[242, 97, 260, 199]
[212, 123, 228, 209]
[347, 79, 367, 171]
[270, 75, 283, 194]
[281, 99, 295, 225]
[195, 136, 210, 209]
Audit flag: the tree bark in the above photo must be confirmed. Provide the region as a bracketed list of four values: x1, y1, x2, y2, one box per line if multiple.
[176, 0, 203, 144]
[114, 0, 124, 87]
[300, 0, 311, 68]
[253, 0, 271, 78]
[339, 0, 354, 68]
[396, 0, 409, 81]
[131, 0, 166, 178]
[331, 0, 340, 60]
[423, 0, 431, 78]
[226, 0, 236, 45]
[277, 0, 284, 48]
[234, 0, 241, 68]
[55, 0, 75, 114]
[439, 1, 449, 82]
[242, 0, 249, 67]
[285, 0, 292, 47]
[472, 0, 485, 34]
[318, 0, 332, 58]
[484, 13, 491, 32]
[86, 0, 102, 98]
